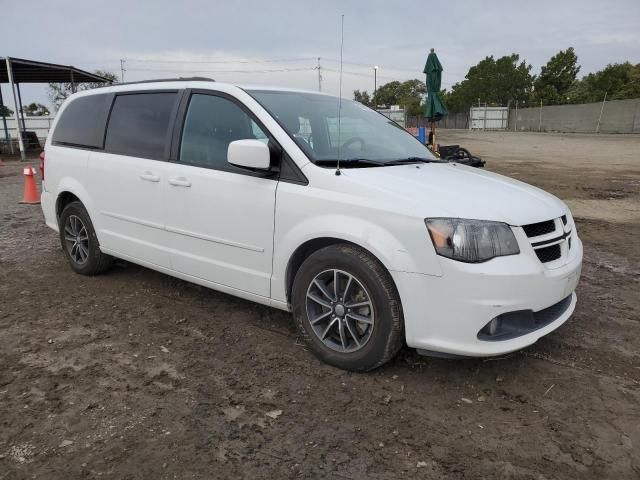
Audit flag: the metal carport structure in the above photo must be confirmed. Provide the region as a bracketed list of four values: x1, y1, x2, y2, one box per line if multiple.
[0, 57, 112, 160]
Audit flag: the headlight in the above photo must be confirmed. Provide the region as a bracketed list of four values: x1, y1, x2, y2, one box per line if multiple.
[425, 218, 520, 263]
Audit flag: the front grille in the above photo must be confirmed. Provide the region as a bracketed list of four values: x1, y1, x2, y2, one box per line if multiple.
[523, 220, 556, 238]
[523, 216, 571, 265]
[535, 244, 562, 263]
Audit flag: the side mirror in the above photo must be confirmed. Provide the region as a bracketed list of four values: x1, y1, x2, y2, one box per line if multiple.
[227, 139, 270, 170]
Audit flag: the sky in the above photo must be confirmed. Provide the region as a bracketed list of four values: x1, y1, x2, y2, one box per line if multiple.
[2, 0, 639, 111]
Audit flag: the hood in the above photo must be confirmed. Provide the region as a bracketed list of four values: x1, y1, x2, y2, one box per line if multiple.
[340, 163, 566, 225]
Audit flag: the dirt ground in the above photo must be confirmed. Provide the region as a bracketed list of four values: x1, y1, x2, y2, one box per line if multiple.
[1, 131, 639, 479]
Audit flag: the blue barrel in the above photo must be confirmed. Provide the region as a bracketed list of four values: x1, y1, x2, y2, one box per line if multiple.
[418, 127, 426, 144]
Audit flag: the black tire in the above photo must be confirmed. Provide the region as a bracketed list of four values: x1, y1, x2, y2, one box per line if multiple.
[457, 147, 472, 159]
[58, 201, 113, 275]
[291, 244, 404, 371]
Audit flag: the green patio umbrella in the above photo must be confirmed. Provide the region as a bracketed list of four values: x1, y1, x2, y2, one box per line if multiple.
[423, 48, 448, 122]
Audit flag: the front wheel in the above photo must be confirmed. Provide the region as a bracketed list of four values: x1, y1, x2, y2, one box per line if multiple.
[291, 244, 404, 371]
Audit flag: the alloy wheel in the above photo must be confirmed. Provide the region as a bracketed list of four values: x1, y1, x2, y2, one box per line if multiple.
[64, 214, 90, 265]
[305, 269, 375, 353]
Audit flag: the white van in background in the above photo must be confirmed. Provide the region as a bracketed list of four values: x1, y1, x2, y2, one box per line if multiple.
[40, 79, 582, 371]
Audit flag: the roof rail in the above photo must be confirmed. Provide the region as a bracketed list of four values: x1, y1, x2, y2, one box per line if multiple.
[96, 77, 215, 88]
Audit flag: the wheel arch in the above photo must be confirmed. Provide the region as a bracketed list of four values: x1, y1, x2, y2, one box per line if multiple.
[55, 178, 95, 214]
[284, 236, 400, 305]
[54, 178, 100, 235]
[56, 191, 81, 221]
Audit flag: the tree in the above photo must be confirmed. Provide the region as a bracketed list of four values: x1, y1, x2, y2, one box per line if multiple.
[532, 47, 580, 105]
[353, 89, 371, 106]
[372, 81, 402, 108]
[368, 79, 426, 116]
[353, 80, 426, 116]
[443, 54, 534, 112]
[48, 70, 118, 110]
[0, 105, 13, 117]
[567, 62, 640, 103]
[22, 102, 50, 116]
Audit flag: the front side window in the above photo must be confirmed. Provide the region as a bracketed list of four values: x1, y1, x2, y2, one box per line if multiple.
[248, 90, 436, 166]
[179, 94, 268, 170]
[105, 92, 177, 159]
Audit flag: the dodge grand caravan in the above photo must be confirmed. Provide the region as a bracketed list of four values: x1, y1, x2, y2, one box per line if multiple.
[41, 79, 582, 371]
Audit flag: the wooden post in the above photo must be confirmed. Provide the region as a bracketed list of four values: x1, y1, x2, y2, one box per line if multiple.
[431, 121, 438, 155]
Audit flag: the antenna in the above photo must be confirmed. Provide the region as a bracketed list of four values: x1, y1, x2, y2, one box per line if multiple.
[336, 14, 345, 176]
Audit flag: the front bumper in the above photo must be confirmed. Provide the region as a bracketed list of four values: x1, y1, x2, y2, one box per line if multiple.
[393, 235, 583, 357]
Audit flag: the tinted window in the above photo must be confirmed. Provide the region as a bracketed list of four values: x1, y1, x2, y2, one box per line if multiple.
[52, 94, 111, 148]
[179, 94, 267, 170]
[249, 90, 436, 165]
[105, 92, 177, 159]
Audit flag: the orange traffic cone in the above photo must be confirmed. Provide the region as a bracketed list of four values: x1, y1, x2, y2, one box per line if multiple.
[20, 167, 40, 204]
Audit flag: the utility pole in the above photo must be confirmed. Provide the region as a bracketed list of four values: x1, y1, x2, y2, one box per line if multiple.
[373, 65, 378, 110]
[538, 100, 543, 132]
[120, 59, 126, 83]
[316, 57, 322, 92]
[595, 91, 607, 133]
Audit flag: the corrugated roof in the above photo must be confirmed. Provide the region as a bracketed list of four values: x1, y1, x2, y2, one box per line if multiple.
[0, 57, 112, 84]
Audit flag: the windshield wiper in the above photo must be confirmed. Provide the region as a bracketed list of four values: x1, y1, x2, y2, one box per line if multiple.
[315, 158, 384, 167]
[384, 157, 445, 165]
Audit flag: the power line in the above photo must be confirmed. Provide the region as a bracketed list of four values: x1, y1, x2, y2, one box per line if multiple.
[125, 56, 315, 65]
[54, 55, 466, 79]
[323, 67, 454, 87]
[324, 67, 408, 81]
[323, 58, 419, 73]
[125, 66, 316, 74]
[124, 55, 460, 76]
[124, 56, 424, 74]
[67, 54, 460, 88]
[322, 57, 467, 78]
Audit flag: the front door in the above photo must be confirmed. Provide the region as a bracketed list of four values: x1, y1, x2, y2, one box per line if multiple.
[164, 92, 277, 298]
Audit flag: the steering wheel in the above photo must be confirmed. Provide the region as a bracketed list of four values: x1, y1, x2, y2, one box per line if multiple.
[342, 136, 366, 151]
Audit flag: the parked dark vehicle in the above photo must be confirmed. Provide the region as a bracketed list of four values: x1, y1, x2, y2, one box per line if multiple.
[438, 145, 486, 168]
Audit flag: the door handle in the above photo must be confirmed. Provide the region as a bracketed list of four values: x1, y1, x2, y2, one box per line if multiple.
[168, 177, 192, 187]
[140, 172, 160, 182]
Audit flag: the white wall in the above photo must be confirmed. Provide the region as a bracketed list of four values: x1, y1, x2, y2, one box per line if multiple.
[469, 107, 509, 130]
[1, 115, 55, 141]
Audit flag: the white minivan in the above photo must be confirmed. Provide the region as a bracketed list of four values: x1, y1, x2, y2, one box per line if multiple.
[41, 79, 582, 371]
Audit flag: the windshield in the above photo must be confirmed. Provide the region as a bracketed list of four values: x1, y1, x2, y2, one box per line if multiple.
[247, 90, 437, 166]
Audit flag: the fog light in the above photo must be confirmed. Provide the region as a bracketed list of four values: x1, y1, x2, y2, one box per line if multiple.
[487, 318, 499, 336]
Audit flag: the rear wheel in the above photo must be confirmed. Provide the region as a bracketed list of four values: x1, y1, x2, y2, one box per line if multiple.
[59, 201, 113, 275]
[292, 244, 404, 371]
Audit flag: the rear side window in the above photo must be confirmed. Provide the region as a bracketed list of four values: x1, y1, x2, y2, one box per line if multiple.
[105, 92, 177, 159]
[52, 94, 111, 148]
